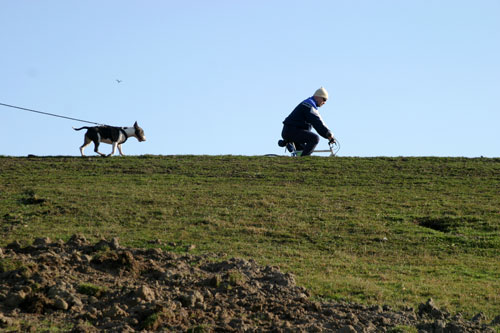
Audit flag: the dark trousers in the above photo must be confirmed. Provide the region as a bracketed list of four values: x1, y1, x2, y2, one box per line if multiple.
[281, 125, 320, 156]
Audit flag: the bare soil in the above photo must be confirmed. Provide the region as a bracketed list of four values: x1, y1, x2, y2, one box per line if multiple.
[0, 235, 497, 332]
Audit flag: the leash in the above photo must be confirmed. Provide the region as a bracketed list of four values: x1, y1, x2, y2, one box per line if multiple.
[0, 102, 106, 126]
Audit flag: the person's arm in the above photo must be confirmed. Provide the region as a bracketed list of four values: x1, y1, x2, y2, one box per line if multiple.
[305, 107, 332, 139]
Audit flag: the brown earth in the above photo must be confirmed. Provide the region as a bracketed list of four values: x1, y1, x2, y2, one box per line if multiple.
[0, 235, 498, 332]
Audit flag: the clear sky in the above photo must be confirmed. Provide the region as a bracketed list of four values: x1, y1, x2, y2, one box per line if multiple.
[1, 1, 499, 157]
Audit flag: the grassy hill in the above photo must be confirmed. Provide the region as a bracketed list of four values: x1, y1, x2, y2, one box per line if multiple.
[1, 155, 499, 319]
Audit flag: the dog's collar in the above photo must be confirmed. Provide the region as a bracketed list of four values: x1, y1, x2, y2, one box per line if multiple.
[120, 128, 129, 143]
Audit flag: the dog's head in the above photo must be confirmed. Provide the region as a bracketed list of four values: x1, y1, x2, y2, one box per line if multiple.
[134, 121, 146, 142]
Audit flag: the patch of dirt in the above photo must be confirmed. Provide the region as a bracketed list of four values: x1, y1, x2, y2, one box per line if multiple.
[0, 235, 497, 332]
[415, 216, 456, 233]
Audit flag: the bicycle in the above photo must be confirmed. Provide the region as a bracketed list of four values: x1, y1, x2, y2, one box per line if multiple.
[277, 139, 340, 157]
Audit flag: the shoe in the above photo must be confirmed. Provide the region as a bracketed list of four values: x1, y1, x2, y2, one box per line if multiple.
[286, 143, 296, 153]
[278, 139, 286, 147]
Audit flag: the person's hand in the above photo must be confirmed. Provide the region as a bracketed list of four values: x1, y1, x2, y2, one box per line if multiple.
[328, 137, 336, 145]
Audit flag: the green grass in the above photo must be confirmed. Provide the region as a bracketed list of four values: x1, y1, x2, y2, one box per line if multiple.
[1, 155, 499, 320]
[77, 283, 107, 298]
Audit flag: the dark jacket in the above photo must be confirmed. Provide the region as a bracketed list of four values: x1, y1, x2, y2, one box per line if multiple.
[283, 97, 332, 139]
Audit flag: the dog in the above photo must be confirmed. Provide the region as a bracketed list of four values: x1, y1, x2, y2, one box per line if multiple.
[73, 121, 146, 156]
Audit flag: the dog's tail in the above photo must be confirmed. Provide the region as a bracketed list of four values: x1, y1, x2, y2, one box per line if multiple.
[73, 126, 91, 131]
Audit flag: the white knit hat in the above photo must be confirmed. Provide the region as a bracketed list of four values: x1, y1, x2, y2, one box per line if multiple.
[313, 87, 329, 100]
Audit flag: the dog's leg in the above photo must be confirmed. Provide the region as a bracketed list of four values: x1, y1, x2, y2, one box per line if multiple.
[80, 136, 92, 156]
[108, 142, 118, 156]
[93, 140, 106, 157]
[118, 144, 125, 156]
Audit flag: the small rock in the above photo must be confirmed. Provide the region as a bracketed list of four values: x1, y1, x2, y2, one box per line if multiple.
[110, 237, 120, 250]
[181, 290, 204, 308]
[33, 237, 51, 247]
[53, 297, 69, 310]
[311, 301, 322, 312]
[135, 285, 155, 302]
[20, 285, 32, 294]
[271, 271, 296, 287]
[147, 248, 163, 256]
[67, 234, 87, 246]
[345, 312, 359, 325]
[418, 298, 447, 319]
[105, 304, 128, 319]
[0, 313, 15, 328]
[70, 295, 84, 309]
[5, 291, 26, 308]
[377, 316, 391, 326]
[82, 255, 93, 264]
[48, 285, 71, 299]
[434, 319, 446, 331]
[85, 307, 99, 320]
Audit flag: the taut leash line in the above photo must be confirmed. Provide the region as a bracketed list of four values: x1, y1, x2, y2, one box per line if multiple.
[0, 102, 105, 126]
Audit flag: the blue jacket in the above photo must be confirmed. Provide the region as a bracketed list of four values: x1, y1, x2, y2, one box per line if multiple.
[283, 97, 332, 139]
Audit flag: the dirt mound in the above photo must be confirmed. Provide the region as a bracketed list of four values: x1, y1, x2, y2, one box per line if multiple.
[0, 235, 496, 332]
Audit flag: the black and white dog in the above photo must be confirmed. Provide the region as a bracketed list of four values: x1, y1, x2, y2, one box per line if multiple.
[73, 121, 146, 156]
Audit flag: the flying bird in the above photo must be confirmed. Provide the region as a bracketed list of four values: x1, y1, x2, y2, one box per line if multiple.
[116, 79, 122, 83]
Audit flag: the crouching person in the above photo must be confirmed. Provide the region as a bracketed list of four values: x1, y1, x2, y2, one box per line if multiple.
[280, 87, 335, 156]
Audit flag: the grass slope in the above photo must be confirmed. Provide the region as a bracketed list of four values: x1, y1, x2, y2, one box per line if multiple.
[1, 155, 499, 319]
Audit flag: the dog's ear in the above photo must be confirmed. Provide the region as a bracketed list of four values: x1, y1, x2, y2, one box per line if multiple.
[134, 121, 138, 127]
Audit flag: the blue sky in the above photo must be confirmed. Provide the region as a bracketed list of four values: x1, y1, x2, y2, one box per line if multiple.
[1, 1, 499, 157]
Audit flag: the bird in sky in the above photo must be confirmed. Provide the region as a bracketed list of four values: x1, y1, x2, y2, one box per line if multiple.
[116, 79, 122, 83]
